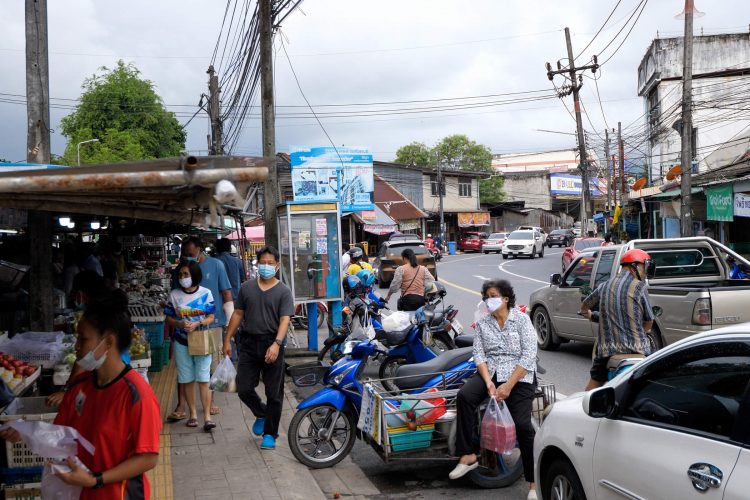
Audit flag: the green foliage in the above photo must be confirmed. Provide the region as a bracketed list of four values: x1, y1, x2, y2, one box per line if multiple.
[479, 176, 505, 204]
[394, 142, 431, 166]
[59, 61, 185, 165]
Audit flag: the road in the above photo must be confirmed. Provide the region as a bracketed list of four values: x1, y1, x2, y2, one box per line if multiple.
[293, 248, 594, 499]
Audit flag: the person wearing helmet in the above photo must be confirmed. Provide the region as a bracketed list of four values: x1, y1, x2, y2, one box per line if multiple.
[355, 269, 375, 288]
[579, 248, 655, 390]
[346, 246, 373, 276]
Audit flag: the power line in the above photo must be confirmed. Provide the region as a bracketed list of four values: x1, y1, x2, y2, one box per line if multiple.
[598, 0, 649, 67]
[575, 0, 623, 61]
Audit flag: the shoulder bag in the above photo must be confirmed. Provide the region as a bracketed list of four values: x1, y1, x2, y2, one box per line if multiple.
[397, 266, 422, 310]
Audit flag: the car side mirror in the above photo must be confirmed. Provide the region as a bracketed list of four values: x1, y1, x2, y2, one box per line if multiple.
[550, 273, 562, 286]
[583, 387, 616, 418]
[652, 305, 663, 317]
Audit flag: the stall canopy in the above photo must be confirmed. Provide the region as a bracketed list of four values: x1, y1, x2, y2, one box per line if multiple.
[351, 205, 398, 235]
[0, 155, 269, 226]
[225, 225, 265, 241]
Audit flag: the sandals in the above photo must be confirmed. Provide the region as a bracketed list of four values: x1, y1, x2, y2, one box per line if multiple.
[167, 411, 187, 422]
[185, 418, 199, 428]
[210, 406, 221, 415]
[203, 420, 216, 432]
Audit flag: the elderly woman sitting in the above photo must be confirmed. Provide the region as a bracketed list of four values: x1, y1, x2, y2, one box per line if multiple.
[448, 279, 538, 500]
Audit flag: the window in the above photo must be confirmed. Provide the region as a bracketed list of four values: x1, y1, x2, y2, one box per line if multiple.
[594, 250, 617, 286]
[563, 257, 594, 288]
[574, 239, 604, 251]
[430, 175, 445, 197]
[458, 177, 472, 197]
[624, 341, 750, 440]
[385, 244, 428, 258]
[648, 248, 720, 279]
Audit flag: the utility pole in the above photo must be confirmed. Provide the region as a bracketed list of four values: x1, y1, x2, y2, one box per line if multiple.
[546, 27, 599, 228]
[618, 122, 625, 233]
[604, 128, 611, 229]
[206, 65, 223, 156]
[260, 0, 278, 248]
[437, 158, 445, 248]
[25, 0, 53, 330]
[679, 0, 696, 236]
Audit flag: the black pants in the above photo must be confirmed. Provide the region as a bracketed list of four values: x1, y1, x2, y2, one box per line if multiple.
[237, 335, 285, 437]
[455, 374, 536, 482]
[398, 294, 425, 311]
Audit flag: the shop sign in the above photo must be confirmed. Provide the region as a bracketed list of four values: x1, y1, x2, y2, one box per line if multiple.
[360, 210, 377, 222]
[706, 185, 734, 222]
[458, 212, 490, 227]
[290, 146, 375, 212]
[735, 193, 750, 218]
[364, 224, 397, 235]
[398, 219, 420, 231]
[549, 173, 607, 196]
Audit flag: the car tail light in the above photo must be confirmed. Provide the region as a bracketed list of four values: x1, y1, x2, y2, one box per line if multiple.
[692, 298, 711, 325]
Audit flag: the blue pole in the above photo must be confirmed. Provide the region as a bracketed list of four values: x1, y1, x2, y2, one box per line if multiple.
[307, 302, 318, 351]
[331, 301, 342, 329]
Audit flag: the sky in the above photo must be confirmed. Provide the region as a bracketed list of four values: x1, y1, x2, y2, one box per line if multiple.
[0, 0, 748, 164]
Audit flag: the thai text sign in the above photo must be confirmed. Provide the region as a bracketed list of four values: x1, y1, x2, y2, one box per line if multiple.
[735, 192, 750, 218]
[707, 185, 734, 222]
[549, 174, 607, 196]
[458, 212, 490, 227]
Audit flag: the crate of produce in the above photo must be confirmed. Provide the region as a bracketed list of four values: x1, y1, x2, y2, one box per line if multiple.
[133, 321, 165, 348]
[387, 424, 434, 452]
[0, 397, 57, 468]
[0, 334, 65, 369]
[3, 484, 42, 500]
[1, 466, 44, 488]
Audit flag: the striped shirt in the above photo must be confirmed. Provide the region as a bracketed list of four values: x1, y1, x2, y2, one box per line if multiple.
[583, 270, 655, 358]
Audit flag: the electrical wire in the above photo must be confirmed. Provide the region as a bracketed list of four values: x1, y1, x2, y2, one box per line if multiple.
[575, 0, 623, 61]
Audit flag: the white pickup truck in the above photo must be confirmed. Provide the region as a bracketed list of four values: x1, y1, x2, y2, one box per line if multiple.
[529, 237, 750, 352]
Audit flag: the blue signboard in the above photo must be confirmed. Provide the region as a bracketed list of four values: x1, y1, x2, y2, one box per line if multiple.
[0, 162, 65, 173]
[289, 146, 375, 212]
[549, 173, 606, 196]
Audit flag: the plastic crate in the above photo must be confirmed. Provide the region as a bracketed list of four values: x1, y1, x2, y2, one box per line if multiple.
[0, 397, 57, 468]
[133, 321, 165, 348]
[148, 339, 171, 373]
[387, 425, 434, 452]
[0, 467, 43, 488]
[3, 484, 42, 500]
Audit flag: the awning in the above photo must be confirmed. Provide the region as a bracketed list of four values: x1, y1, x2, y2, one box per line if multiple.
[646, 187, 703, 200]
[225, 225, 265, 241]
[374, 175, 426, 221]
[349, 205, 398, 234]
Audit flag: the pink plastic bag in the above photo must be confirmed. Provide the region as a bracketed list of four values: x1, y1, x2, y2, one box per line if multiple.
[480, 398, 516, 454]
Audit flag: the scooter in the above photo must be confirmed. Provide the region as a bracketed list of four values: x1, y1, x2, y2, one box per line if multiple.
[425, 239, 442, 261]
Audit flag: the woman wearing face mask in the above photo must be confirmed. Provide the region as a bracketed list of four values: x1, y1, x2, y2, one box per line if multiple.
[2, 290, 162, 499]
[449, 279, 539, 500]
[165, 261, 216, 431]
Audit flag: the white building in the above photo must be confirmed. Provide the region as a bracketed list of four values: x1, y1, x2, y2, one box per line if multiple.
[492, 148, 598, 174]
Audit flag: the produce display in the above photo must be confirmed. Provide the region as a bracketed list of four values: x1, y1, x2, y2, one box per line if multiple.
[130, 328, 149, 358]
[0, 353, 38, 391]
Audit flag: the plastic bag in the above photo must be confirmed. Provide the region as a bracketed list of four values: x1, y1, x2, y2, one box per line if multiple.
[210, 356, 237, 392]
[480, 398, 517, 455]
[43, 457, 92, 500]
[382, 311, 411, 332]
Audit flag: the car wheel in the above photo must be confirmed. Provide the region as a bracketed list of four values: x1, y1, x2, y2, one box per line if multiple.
[529, 250, 535, 259]
[539, 246, 545, 258]
[502, 254, 508, 260]
[484, 250, 489, 254]
[533, 307, 560, 351]
[647, 326, 664, 353]
[542, 457, 587, 500]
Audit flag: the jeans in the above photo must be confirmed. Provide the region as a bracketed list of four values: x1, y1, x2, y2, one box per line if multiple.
[237, 335, 285, 437]
[455, 374, 536, 482]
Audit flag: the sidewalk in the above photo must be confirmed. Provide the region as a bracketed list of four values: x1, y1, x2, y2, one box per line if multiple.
[149, 350, 379, 500]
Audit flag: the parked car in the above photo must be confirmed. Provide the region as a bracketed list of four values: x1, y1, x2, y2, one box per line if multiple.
[501, 229, 545, 259]
[457, 232, 487, 253]
[373, 240, 437, 287]
[529, 237, 750, 352]
[518, 226, 547, 245]
[534, 326, 750, 500]
[546, 229, 575, 248]
[481, 232, 508, 254]
[561, 237, 604, 271]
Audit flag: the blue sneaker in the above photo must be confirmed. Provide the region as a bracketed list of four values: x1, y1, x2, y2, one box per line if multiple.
[252, 418, 265, 436]
[260, 435, 276, 450]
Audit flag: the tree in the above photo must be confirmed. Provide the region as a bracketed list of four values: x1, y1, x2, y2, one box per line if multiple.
[59, 61, 186, 165]
[394, 142, 431, 166]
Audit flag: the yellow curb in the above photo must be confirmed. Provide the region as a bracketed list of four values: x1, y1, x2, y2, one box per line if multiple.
[148, 358, 176, 500]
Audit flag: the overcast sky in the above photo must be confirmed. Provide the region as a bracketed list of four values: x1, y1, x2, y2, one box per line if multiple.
[0, 0, 747, 164]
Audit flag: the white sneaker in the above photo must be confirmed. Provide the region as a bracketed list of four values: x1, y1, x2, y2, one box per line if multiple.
[448, 461, 479, 480]
[527, 489, 538, 500]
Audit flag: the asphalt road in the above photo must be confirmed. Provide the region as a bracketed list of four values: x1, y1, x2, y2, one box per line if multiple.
[291, 248, 595, 499]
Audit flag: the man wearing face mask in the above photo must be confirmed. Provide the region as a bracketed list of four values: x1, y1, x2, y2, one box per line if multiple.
[580, 249, 655, 390]
[223, 246, 294, 451]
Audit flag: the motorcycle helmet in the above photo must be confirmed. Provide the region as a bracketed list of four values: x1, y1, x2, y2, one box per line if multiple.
[343, 274, 361, 294]
[620, 249, 651, 265]
[424, 281, 447, 299]
[356, 269, 375, 287]
[347, 247, 363, 260]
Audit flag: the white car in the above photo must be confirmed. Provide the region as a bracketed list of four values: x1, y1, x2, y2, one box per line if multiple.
[534, 326, 750, 500]
[519, 225, 547, 244]
[502, 230, 545, 259]
[482, 232, 508, 254]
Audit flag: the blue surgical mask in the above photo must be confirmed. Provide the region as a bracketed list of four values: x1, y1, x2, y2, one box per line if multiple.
[184, 256, 198, 263]
[258, 264, 277, 279]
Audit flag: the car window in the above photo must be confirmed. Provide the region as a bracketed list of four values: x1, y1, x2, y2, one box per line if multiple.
[489, 233, 505, 239]
[647, 248, 721, 279]
[507, 231, 533, 240]
[385, 245, 428, 258]
[594, 250, 617, 285]
[624, 341, 750, 441]
[574, 239, 604, 250]
[563, 256, 594, 287]
[550, 230, 566, 235]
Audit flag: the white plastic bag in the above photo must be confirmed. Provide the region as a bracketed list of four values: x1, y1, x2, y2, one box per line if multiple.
[381, 311, 411, 332]
[472, 300, 489, 330]
[210, 356, 237, 392]
[480, 398, 517, 455]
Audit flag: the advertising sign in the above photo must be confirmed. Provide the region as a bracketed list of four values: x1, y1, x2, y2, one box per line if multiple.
[457, 212, 490, 227]
[706, 185, 734, 221]
[735, 193, 750, 218]
[290, 146, 374, 212]
[549, 174, 607, 196]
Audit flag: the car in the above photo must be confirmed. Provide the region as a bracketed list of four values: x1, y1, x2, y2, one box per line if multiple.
[457, 232, 488, 253]
[501, 229, 545, 259]
[546, 229, 575, 248]
[373, 240, 437, 288]
[561, 237, 604, 271]
[534, 326, 750, 500]
[481, 232, 508, 254]
[388, 233, 420, 242]
[518, 226, 547, 245]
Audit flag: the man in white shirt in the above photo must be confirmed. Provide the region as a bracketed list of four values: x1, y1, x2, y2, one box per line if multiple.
[341, 243, 351, 275]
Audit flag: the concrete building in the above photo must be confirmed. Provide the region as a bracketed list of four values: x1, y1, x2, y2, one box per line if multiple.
[492, 148, 595, 174]
[637, 33, 750, 182]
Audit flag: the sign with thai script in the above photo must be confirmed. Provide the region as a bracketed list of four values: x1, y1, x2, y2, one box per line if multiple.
[735, 192, 750, 218]
[707, 185, 734, 221]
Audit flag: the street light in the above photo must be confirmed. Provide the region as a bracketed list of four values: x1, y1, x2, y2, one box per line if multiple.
[77, 138, 99, 166]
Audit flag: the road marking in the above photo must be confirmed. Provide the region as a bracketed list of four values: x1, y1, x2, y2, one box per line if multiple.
[473, 274, 491, 281]
[498, 260, 549, 284]
[441, 255, 485, 264]
[438, 277, 481, 297]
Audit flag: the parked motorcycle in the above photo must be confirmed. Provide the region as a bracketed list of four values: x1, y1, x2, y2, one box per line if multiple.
[293, 302, 328, 330]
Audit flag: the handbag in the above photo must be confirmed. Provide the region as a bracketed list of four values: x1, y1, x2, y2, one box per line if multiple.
[188, 326, 211, 356]
[397, 266, 422, 310]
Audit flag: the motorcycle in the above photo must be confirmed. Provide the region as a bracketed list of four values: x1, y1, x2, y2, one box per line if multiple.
[425, 239, 442, 261]
[293, 302, 328, 330]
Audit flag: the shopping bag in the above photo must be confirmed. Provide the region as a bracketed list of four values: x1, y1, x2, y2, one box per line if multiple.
[480, 398, 516, 455]
[210, 356, 237, 392]
[188, 328, 210, 356]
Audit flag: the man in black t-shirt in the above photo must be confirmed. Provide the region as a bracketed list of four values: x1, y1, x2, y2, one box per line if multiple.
[224, 246, 294, 450]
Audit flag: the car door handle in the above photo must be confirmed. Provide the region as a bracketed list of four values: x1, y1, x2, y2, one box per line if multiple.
[687, 463, 723, 492]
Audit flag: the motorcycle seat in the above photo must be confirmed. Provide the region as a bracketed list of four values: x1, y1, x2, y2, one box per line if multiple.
[393, 347, 474, 390]
[454, 334, 474, 348]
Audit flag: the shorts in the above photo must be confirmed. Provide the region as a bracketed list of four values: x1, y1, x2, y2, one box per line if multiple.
[208, 327, 224, 372]
[174, 341, 211, 383]
[589, 356, 611, 382]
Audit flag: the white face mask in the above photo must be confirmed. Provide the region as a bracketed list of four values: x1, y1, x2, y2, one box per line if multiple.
[179, 277, 193, 289]
[76, 338, 109, 371]
[485, 297, 504, 313]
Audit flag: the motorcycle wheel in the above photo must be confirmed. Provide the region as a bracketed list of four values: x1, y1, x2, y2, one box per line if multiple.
[288, 404, 356, 469]
[379, 356, 408, 393]
[432, 332, 455, 353]
[297, 306, 327, 329]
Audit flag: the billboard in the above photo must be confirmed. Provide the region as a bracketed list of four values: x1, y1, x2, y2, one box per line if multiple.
[290, 146, 374, 212]
[549, 174, 607, 196]
[458, 212, 490, 227]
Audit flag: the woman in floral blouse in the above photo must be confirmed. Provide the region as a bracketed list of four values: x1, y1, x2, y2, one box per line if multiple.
[448, 279, 538, 500]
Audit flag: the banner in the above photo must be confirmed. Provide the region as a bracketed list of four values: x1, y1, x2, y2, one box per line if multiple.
[458, 212, 490, 227]
[290, 146, 374, 212]
[549, 174, 607, 196]
[735, 193, 750, 218]
[706, 185, 734, 222]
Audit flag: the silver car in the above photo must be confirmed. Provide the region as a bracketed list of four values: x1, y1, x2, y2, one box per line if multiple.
[481, 232, 508, 254]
